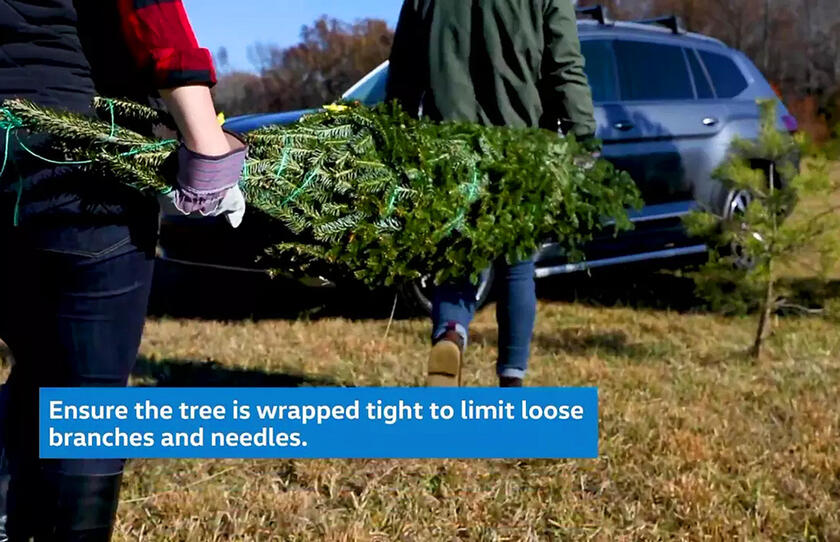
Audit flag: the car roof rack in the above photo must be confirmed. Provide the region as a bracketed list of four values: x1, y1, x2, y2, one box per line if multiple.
[633, 15, 686, 34]
[576, 5, 611, 25]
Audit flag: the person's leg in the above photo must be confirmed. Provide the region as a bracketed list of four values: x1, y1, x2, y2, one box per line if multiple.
[431, 280, 477, 347]
[495, 260, 537, 387]
[0, 226, 15, 542]
[428, 280, 477, 386]
[3, 240, 154, 541]
[0, 384, 8, 542]
[0, 165, 158, 539]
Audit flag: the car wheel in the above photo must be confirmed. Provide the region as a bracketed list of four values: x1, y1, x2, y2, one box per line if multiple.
[400, 268, 495, 316]
[723, 187, 760, 269]
[721, 159, 790, 270]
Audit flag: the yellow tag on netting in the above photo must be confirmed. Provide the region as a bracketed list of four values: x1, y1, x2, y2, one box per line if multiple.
[217, 112, 226, 125]
[324, 104, 349, 113]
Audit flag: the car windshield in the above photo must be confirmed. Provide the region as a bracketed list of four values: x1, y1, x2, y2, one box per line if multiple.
[344, 65, 389, 106]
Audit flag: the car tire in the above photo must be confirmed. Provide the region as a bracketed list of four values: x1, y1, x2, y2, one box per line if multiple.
[400, 268, 495, 316]
[720, 158, 792, 270]
[722, 186, 760, 269]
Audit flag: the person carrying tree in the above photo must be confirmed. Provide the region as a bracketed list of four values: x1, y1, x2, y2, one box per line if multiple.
[386, 0, 597, 387]
[0, 0, 246, 538]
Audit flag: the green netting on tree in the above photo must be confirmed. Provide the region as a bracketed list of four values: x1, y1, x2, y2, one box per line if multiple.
[1, 97, 642, 286]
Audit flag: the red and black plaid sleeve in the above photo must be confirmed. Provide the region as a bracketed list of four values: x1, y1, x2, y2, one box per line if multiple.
[117, 0, 217, 89]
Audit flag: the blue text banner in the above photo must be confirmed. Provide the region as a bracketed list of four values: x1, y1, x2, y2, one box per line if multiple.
[40, 387, 598, 459]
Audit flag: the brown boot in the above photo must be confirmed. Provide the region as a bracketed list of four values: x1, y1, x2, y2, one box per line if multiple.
[427, 330, 464, 387]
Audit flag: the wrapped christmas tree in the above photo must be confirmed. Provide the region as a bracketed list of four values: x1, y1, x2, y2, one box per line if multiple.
[0, 97, 642, 285]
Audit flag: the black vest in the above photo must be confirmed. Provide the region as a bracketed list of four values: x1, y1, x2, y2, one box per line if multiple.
[0, 0, 152, 115]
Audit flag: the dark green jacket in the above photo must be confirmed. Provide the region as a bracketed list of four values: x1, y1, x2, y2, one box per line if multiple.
[386, 0, 596, 138]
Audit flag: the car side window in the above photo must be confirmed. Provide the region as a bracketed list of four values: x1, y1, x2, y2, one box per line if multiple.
[614, 40, 694, 101]
[686, 49, 715, 99]
[699, 51, 749, 98]
[580, 39, 619, 103]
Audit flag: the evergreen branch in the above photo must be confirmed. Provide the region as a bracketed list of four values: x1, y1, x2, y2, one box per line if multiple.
[6, 98, 152, 148]
[2, 97, 640, 287]
[93, 97, 176, 132]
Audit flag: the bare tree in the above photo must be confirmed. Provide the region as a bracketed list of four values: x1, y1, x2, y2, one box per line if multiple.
[214, 17, 393, 116]
[258, 17, 393, 112]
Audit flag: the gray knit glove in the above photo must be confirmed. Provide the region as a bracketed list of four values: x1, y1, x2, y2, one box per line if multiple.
[159, 131, 248, 227]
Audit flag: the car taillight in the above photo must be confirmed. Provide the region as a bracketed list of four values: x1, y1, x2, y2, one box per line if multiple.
[782, 114, 798, 133]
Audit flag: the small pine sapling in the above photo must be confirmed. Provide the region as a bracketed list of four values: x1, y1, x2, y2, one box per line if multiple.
[684, 100, 840, 359]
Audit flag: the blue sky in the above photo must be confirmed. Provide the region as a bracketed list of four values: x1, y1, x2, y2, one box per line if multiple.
[183, 0, 402, 72]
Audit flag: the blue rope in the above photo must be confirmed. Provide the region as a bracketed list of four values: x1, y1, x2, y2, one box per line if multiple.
[0, 105, 178, 226]
[1, 109, 23, 225]
[269, 137, 298, 205]
[386, 187, 398, 216]
[282, 170, 317, 207]
[17, 137, 93, 166]
[442, 166, 482, 236]
[275, 139, 291, 180]
[117, 139, 177, 157]
[0, 108, 23, 178]
[0, 122, 13, 179]
[12, 175, 23, 227]
[106, 98, 116, 140]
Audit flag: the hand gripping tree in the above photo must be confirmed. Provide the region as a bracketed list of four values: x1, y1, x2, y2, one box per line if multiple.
[684, 100, 840, 359]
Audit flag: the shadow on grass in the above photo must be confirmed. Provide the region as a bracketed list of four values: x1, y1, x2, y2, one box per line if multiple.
[150, 257, 840, 321]
[132, 356, 345, 388]
[471, 327, 656, 358]
[150, 258, 707, 321]
[533, 329, 640, 356]
[539, 265, 840, 315]
[536, 263, 704, 313]
[780, 277, 840, 311]
[148, 259, 399, 321]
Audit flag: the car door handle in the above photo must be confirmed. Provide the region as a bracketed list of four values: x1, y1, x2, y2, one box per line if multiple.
[702, 117, 719, 126]
[613, 121, 634, 131]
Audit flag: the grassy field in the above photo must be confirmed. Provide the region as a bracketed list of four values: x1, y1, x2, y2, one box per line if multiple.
[2, 167, 839, 541]
[116, 295, 840, 541]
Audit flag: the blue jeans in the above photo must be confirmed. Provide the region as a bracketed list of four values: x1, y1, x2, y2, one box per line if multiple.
[432, 260, 536, 379]
[0, 165, 157, 526]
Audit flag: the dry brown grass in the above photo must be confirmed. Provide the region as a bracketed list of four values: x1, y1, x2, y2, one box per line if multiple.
[1, 168, 838, 541]
[778, 160, 840, 280]
[111, 297, 840, 541]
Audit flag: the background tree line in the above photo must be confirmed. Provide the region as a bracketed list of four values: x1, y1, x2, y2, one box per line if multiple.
[213, 2, 840, 143]
[213, 17, 393, 118]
